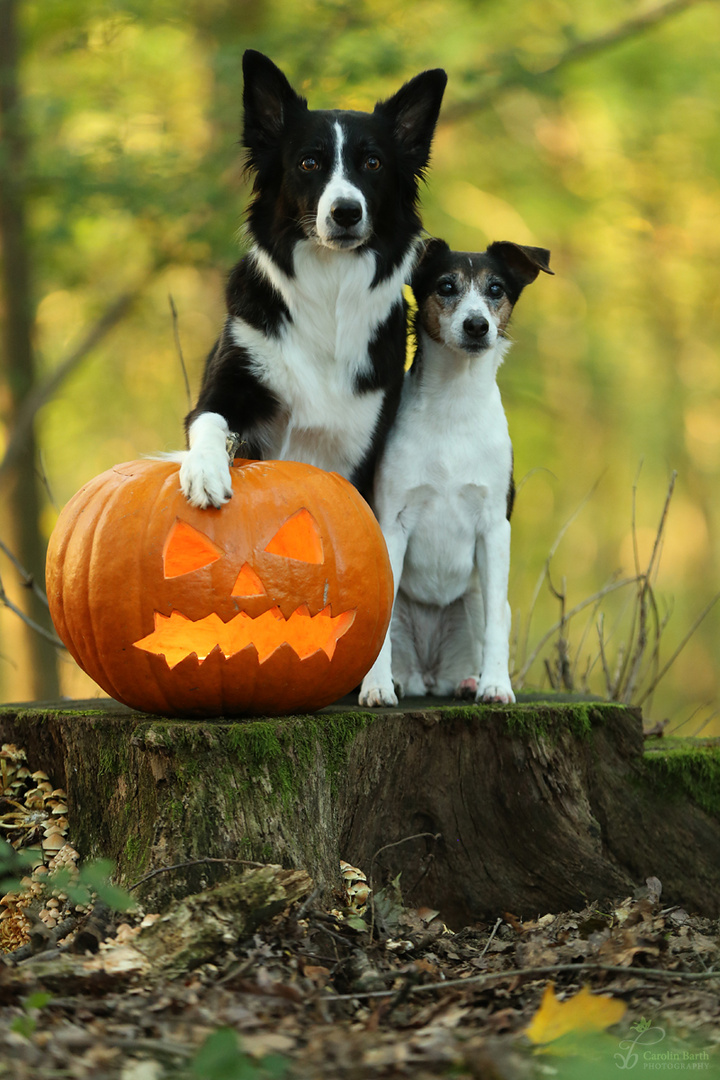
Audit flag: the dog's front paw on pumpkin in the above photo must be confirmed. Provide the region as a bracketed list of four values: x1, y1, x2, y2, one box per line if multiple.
[180, 452, 233, 509]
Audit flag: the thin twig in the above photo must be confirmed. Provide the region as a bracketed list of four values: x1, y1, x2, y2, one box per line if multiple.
[370, 832, 442, 869]
[368, 832, 441, 943]
[613, 464, 645, 697]
[515, 576, 637, 686]
[596, 615, 612, 698]
[169, 294, 192, 411]
[129, 857, 265, 891]
[0, 537, 50, 608]
[479, 918, 502, 960]
[321, 960, 720, 1002]
[637, 589, 720, 707]
[517, 482, 600, 673]
[0, 567, 64, 646]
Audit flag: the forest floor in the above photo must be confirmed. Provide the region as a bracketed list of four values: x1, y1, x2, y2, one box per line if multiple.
[2, 740, 720, 1079]
[2, 865, 720, 1079]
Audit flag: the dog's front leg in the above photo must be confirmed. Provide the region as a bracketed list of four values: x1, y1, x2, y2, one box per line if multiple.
[358, 521, 408, 708]
[476, 519, 515, 704]
[179, 412, 233, 509]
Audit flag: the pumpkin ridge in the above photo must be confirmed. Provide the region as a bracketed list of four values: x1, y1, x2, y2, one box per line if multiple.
[46, 458, 393, 716]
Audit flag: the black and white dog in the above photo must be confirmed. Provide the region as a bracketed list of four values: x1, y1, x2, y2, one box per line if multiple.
[179, 50, 447, 508]
[359, 239, 553, 707]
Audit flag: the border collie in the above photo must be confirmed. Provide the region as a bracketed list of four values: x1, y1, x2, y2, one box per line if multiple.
[179, 50, 447, 508]
[359, 238, 553, 707]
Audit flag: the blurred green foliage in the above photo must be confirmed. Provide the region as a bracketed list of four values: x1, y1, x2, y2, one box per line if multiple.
[2, 0, 719, 729]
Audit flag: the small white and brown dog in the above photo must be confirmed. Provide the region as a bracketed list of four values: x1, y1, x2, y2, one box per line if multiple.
[359, 238, 553, 707]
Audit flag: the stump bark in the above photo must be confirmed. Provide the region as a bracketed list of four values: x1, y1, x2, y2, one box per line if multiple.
[2, 696, 719, 925]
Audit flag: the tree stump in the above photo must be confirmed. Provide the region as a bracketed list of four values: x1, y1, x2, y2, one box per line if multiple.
[2, 696, 719, 925]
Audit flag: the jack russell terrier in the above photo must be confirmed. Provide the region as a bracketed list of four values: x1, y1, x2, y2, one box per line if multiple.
[359, 238, 553, 707]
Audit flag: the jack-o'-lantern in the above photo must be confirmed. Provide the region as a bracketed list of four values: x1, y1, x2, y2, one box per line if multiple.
[45, 459, 393, 717]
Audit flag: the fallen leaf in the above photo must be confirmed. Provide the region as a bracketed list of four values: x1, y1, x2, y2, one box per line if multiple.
[525, 984, 626, 1045]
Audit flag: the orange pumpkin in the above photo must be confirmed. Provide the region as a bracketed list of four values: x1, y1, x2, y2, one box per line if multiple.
[45, 459, 393, 717]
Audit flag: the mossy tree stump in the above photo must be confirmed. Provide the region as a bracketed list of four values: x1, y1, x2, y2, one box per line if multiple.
[2, 697, 719, 925]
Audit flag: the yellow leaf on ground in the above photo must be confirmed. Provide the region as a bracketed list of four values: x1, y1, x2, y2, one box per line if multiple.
[526, 983, 626, 1045]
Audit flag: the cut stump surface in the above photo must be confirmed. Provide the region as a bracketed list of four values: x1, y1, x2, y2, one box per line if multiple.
[1, 696, 719, 925]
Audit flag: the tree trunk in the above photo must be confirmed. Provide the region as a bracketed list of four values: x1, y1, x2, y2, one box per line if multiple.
[1, 696, 719, 925]
[0, 0, 59, 701]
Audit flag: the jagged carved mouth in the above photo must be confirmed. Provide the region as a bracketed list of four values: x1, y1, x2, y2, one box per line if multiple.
[133, 605, 356, 669]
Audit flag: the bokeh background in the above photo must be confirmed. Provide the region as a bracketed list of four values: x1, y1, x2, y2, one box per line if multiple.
[1, 0, 718, 732]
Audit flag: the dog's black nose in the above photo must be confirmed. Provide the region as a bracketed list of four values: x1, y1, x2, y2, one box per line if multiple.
[331, 199, 363, 228]
[463, 315, 490, 341]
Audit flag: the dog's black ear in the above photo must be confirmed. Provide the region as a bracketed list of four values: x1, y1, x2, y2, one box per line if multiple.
[411, 237, 450, 293]
[242, 50, 306, 152]
[376, 69, 448, 173]
[487, 242, 554, 289]
[417, 236, 450, 265]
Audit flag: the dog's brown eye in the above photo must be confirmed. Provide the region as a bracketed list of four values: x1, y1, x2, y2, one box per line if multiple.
[299, 156, 320, 172]
[488, 281, 504, 299]
[364, 155, 381, 171]
[437, 278, 456, 297]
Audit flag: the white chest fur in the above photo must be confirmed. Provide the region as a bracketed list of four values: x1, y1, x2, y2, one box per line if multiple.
[374, 338, 513, 605]
[229, 242, 415, 476]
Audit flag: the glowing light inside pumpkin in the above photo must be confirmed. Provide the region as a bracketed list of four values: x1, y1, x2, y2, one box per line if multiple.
[134, 605, 356, 667]
[232, 563, 266, 597]
[138, 507, 347, 669]
[264, 508, 324, 563]
[163, 520, 223, 578]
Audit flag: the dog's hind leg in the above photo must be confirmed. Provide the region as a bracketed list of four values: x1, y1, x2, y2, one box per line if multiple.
[450, 585, 485, 699]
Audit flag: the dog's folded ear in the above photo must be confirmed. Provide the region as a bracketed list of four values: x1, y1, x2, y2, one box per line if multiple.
[411, 236, 450, 290]
[376, 69, 448, 174]
[243, 50, 307, 153]
[488, 242, 554, 288]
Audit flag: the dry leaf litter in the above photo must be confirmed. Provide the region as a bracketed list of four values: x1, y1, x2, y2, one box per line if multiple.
[1, 741, 719, 1079]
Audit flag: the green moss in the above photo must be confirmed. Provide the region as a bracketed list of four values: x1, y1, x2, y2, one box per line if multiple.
[643, 739, 720, 819]
[124, 835, 141, 864]
[219, 710, 376, 805]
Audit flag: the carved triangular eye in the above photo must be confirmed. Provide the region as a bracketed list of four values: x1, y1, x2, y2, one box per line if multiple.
[264, 508, 324, 564]
[232, 563, 267, 597]
[163, 520, 223, 578]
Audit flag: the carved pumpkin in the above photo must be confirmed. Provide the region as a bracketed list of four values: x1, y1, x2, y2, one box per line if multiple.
[45, 459, 393, 717]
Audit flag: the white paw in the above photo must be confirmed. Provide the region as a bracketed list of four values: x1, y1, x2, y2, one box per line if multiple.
[358, 683, 398, 708]
[477, 681, 515, 705]
[454, 676, 479, 700]
[179, 450, 233, 509]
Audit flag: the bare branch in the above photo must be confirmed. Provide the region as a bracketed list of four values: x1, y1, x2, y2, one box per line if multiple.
[621, 473, 676, 700]
[517, 479, 600, 672]
[322, 959, 720, 1003]
[129, 856, 266, 891]
[442, 0, 707, 123]
[637, 589, 720, 706]
[514, 575, 637, 686]
[0, 566, 64, 647]
[0, 537, 49, 608]
[0, 265, 162, 486]
[169, 294, 192, 412]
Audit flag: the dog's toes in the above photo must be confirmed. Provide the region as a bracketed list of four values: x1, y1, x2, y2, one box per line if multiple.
[358, 685, 399, 708]
[179, 455, 232, 509]
[478, 683, 516, 705]
[454, 677, 479, 700]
